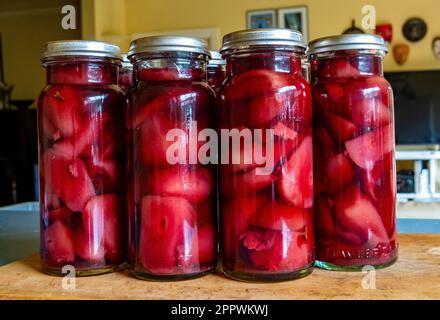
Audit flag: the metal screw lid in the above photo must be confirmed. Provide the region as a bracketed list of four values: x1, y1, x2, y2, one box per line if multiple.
[208, 51, 225, 66]
[128, 36, 211, 61]
[308, 34, 388, 55]
[220, 28, 307, 55]
[42, 40, 122, 60]
[121, 53, 133, 69]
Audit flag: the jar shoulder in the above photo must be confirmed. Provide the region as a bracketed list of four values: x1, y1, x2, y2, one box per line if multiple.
[219, 69, 309, 102]
[127, 81, 216, 103]
[40, 84, 125, 99]
[312, 75, 393, 97]
[38, 84, 126, 110]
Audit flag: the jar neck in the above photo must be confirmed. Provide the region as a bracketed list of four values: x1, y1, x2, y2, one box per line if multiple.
[225, 50, 303, 77]
[44, 57, 119, 85]
[133, 52, 207, 82]
[311, 50, 384, 79]
[207, 64, 225, 74]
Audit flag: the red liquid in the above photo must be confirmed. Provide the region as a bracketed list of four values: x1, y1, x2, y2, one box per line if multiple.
[207, 64, 225, 93]
[219, 52, 314, 279]
[38, 60, 126, 274]
[311, 55, 398, 267]
[119, 67, 134, 93]
[127, 65, 217, 278]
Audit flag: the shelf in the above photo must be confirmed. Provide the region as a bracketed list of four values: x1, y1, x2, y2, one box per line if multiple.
[395, 150, 440, 160]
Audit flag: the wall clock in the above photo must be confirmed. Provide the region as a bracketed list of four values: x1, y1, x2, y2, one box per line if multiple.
[402, 17, 427, 42]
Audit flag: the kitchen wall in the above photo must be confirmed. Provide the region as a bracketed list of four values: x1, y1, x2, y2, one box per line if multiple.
[85, 0, 440, 71]
[0, 3, 80, 103]
[3, 0, 439, 103]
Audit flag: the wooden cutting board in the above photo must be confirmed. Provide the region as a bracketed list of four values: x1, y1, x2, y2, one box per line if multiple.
[0, 234, 439, 300]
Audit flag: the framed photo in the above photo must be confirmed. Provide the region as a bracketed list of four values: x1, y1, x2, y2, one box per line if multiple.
[247, 9, 276, 29]
[277, 6, 309, 42]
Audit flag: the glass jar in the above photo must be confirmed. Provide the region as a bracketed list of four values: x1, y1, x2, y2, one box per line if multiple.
[207, 51, 225, 93]
[38, 41, 126, 276]
[127, 36, 217, 280]
[301, 58, 311, 82]
[309, 34, 398, 270]
[119, 54, 134, 93]
[218, 29, 314, 281]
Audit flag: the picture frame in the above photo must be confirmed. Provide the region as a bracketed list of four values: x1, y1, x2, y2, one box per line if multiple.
[246, 9, 277, 29]
[277, 6, 309, 42]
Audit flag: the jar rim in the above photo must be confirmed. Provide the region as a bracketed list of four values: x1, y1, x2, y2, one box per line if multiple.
[308, 34, 388, 55]
[208, 51, 225, 66]
[41, 40, 122, 60]
[220, 29, 307, 56]
[121, 53, 133, 69]
[128, 36, 211, 61]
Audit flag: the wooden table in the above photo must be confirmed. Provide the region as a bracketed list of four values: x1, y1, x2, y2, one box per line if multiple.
[0, 234, 439, 300]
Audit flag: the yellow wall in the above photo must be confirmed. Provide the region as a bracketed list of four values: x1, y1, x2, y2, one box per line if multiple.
[5, 0, 439, 103]
[115, 0, 440, 71]
[0, 7, 80, 103]
[81, 0, 127, 49]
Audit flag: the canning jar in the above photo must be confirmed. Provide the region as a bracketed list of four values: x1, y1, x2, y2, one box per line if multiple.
[301, 58, 311, 82]
[38, 41, 126, 276]
[127, 36, 217, 280]
[207, 51, 225, 93]
[119, 54, 134, 93]
[309, 34, 398, 270]
[218, 29, 314, 281]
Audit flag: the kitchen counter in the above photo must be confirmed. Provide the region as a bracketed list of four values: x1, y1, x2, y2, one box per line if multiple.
[0, 234, 439, 300]
[2, 202, 440, 266]
[0, 203, 39, 266]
